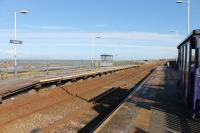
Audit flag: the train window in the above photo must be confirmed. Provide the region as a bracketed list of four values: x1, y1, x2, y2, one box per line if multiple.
[182, 47, 184, 73]
[192, 49, 195, 64]
[186, 43, 190, 72]
[197, 38, 200, 48]
[180, 47, 182, 70]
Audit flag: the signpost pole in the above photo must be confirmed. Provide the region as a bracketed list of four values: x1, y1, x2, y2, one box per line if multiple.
[14, 12, 17, 78]
[11, 10, 28, 78]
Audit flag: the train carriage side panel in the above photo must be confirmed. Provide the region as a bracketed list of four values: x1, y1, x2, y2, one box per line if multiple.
[193, 36, 200, 117]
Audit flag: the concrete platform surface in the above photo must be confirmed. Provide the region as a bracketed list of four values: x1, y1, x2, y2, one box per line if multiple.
[95, 66, 200, 133]
[0, 65, 137, 97]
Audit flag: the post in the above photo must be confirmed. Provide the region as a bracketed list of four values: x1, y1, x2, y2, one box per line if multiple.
[14, 12, 17, 39]
[14, 12, 17, 78]
[46, 61, 49, 75]
[187, 0, 190, 35]
[115, 54, 117, 67]
[91, 37, 94, 69]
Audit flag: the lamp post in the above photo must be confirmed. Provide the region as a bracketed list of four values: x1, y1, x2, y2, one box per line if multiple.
[115, 53, 118, 67]
[176, 0, 191, 35]
[91, 36, 101, 69]
[14, 10, 28, 78]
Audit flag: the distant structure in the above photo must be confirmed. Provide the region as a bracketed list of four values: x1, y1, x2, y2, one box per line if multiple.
[100, 54, 113, 67]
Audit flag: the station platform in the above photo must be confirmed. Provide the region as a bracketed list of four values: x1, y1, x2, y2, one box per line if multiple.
[0, 65, 138, 100]
[95, 66, 200, 133]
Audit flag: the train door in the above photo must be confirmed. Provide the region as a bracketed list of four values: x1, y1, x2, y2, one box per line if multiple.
[189, 47, 195, 108]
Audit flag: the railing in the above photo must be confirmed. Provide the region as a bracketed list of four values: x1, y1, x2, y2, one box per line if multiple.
[0, 60, 142, 81]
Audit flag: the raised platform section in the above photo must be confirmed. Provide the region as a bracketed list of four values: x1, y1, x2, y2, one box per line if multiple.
[94, 66, 200, 133]
[0, 65, 138, 102]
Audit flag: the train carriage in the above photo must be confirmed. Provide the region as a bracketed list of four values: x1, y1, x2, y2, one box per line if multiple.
[177, 29, 200, 118]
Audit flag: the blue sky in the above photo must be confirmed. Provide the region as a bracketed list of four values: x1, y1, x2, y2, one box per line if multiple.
[0, 0, 200, 60]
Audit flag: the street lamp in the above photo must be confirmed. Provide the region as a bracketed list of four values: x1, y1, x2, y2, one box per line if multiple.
[176, 0, 190, 35]
[14, 10, 28, 78]
[91, 36, 101, 69]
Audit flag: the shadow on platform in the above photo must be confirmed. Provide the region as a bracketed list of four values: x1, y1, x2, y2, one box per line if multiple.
[127, 67, 200, 133]
[79, 87, 129, 133]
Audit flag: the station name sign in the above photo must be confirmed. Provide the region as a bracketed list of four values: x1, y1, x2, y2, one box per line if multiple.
[10, 40, 23, 45]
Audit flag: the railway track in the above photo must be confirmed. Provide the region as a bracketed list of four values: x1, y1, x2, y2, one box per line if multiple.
[0, 62, 159, 133]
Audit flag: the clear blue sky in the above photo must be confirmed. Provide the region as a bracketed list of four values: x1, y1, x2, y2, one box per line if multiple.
[0, 0, 200, 60]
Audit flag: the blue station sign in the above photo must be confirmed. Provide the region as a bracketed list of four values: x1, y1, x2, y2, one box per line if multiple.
[10, 40, 23, 44]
